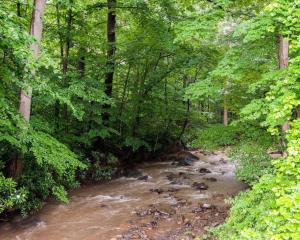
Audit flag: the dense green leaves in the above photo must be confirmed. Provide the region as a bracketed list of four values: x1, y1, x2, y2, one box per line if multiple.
[1, 1, 300, 238]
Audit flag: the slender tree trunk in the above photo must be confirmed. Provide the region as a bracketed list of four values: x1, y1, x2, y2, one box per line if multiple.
[63, 7, 73, 76]
[10, 0, 47, 178]
[103, 0, 116, 123]
[77, 47, 86, 79]
[278, 36, 289, 156]
[119, 65, 131, 135]
[278, 36, 290, 133]
[296, 107, 300, 119]
[17, 1, 21, 18]
[105, 0, 116, 97]
[179, 76, 191, 139]
[223, 95, 228, 126]
[54, 3, 63, 133]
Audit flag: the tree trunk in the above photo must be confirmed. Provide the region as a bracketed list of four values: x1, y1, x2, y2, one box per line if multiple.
[296, 107, 300, 119]
[105, 0, 116, 98]
[63, 7, 73, 76]
[278, 36, 290, 133]
[103, 0, 117, 123]
[77, 47, 86, 79]
[19, 0, 46, 122]
[223, 95, 228, 126]
[10, 0, 47, 178]
[119, 65, 131, 135]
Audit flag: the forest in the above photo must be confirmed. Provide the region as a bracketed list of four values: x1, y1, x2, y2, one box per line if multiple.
[0, 0, 299, 239]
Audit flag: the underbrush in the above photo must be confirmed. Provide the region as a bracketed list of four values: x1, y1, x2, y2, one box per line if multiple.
[186, 123, 276, 185]
[187, 123, 275, 151]
[229, 143, 274, 185]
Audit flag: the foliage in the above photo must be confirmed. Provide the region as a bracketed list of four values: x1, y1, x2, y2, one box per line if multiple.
[81, 152, 119, 181]
[190, 124, 242, 150]
[189, 123, 274, 150]
[229, 142, 274, 185]
[214, 120, 300, 239]
[210, 0, 300, 239]
[0, 1, 300, 239]
[0, 175, 27, 214]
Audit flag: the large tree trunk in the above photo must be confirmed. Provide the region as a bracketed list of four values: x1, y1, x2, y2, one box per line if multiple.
[10, 0, 47, 178]
[278, 36, 290, 133]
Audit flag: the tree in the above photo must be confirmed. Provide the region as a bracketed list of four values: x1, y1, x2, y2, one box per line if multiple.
[9, 0, 47, 178]
[19, 0, 47, 122]
[278, 35, 289, 133]
[103, 0, 117, 123]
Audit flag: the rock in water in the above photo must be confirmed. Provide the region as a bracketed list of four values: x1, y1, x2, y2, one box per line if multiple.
[204, 177, 217, 182]
[150, 188, 164, 194]
[178, 156, 198, 166]
[199, 168, 212, 174]
[137, 175, 148, 181]
[192, 182, 209, 190]
[202, 203, 212, 209]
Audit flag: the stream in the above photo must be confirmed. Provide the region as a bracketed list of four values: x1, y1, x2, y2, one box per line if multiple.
[0, 150, 247, 240]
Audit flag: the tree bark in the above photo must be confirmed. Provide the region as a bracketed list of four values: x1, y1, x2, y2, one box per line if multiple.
[223, 95, 228, 126]
[63, 7, 73, 76]
[10, 0, 47, 178]
[105, 0, 116, 98]
[278, 36, 290, 133]
[77, 47, 86, 79]
[19, 0, 46, 122]
[103, 0, 117, 124]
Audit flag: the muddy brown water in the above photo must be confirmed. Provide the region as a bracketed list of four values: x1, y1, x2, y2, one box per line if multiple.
[0, 150, 247, 240]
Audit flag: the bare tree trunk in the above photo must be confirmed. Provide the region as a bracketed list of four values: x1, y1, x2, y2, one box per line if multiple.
[103, 0, 116, 123]
[278, 36, 290, 156]
[54, 3, 63, 133]
[19, 0, 46, 122]
[279, 36, 290, 133]
[119, 65, 131, 135]
[296, 107, 300, 119]
[77, 47, 86, 79]
[105, 0, 116, 97]
[63, 7, 73, 76]
[10, 0, 47, 178]
[223, 95, 228, 126]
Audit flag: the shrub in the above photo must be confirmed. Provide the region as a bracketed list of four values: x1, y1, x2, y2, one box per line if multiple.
[0, 175, 27, 214]
[229, 142, 274, 185]
[214, 120, 300, 239]
[189, 123, 275, 151]
[190, 124, 242, 150]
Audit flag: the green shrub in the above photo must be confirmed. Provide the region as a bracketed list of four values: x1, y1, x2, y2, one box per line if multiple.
[189, 123, 275, 151]
[214, 120, 300, 240]
[190, 124, 241, 150]
[0, 175, 27, 214]
[230, 143, 274, 185]
[80, 152, 119, 181]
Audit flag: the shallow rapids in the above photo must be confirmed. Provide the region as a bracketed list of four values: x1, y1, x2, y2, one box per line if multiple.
[0, 150, 247, 240]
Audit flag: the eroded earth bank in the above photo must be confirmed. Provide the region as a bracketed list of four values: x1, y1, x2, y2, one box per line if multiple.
[0, 150, 247, 240]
